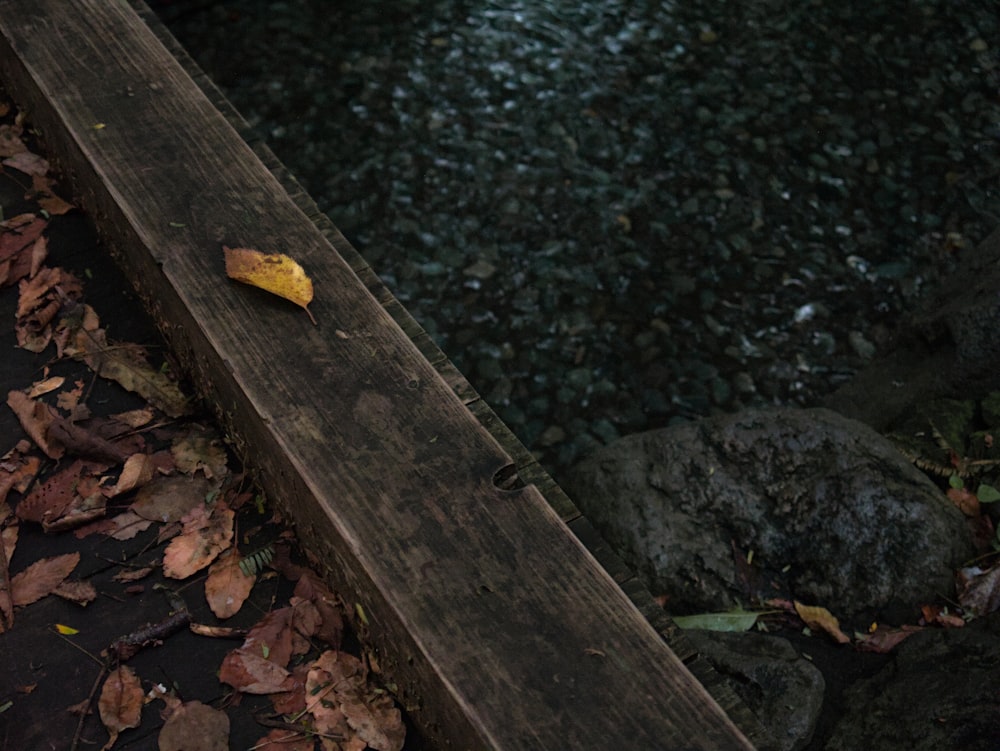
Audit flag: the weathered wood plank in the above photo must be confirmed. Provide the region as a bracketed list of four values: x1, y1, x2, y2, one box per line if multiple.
[0, 2, 755, 749]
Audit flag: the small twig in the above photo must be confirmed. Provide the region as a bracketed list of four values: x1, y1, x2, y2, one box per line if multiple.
[69, 663, 108, 751]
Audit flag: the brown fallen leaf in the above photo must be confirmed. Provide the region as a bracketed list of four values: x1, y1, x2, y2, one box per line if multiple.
[218, 647, 292, 694]
[29, 174, 75, 216]
[113, 566, 153, 584]
[7, 390, 128, 463]
[270, 663, 309, 715]
[98, 665, 143, 750]
[73, 509, 152, 541]
[15, 265, 81, 352]
[10, 552, 80, 606]
[0, 122, 27, 157]
[855, 624, 922, 653]
[0, 213, 47, 288]
[3, 151, 49, 177]
[957, 563, 1000, 617]
[243, 607, 295, 667]
[158, 700, 230, 751]
[131, 474, 213, 524]
[0, 449, 40, 506]
[54, 579, 98, 606]
[794, 601, 851, 644]
[171, 427, 228, 479]
[65, 318, 191, 418]
[162, 501, 234, 579]
[27, 374, 64, 398]
[15, 458, 110, 524]
[223, 245, 316, 324]
[205, 548, 256, 619]
[109, 453, 158, 497]
[307, 650, 405, 751]
[252, 728, 316, 751]
[294, 570, 344, 650]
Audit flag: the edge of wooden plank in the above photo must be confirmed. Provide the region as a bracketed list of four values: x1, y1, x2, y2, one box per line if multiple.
[133, 3, 765, 744]
[0, 2, 763, 748]
[130, 17, 765, 741]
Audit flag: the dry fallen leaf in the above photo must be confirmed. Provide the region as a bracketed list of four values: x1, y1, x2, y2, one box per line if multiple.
[205, 548, 256, 619]
[794, 601, 851, 644]
[223, 245, 316, 324]
[252, 728, 315, 751]
[218, 647, 292, 694]
[307, 650, 405, 751]
[63, 314, 191, 418]
[162, 501, 235, 579]
[54, 579, 98, 606]
[957, 563, 1000, 617]
[98, 665, 143, 750]
[10, 552, 80, 607]
[131, 474, 213, 524]
[158, 700, 230, 751]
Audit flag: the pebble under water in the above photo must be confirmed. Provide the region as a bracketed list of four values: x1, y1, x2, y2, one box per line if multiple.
[156, 0, 1000, 478]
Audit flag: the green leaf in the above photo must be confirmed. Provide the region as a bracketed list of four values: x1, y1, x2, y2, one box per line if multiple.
[978, 484, 1000, 503]
[673, 610, 759, 632]
[949, 473, 965, 489]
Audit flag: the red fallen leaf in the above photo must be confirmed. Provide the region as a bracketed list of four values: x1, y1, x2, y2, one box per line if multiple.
[205, 548, 256, 619]
[270, 664, 309, 715]
[113, 566, 153, 584]
[98, 665, 143, 749]
[243, 607, 294, 667]
[293, 570, 344, 649]
[218, 647, 292, 694]
[162, 501, 234, 579]
[794, 601, 851, 644]
[289, 598, 321, 655]
[252, 728, 315, 751]
[957, 563, 1000, 617]
[10, 552, 79, 606]
[0, 234, 48, 290]
[855, 624, 922, 653]
[16, 458, 110, 524]
[158, 700, 229, 751]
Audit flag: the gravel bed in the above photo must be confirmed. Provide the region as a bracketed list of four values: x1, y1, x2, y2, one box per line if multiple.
[154, 0, 1000, 479]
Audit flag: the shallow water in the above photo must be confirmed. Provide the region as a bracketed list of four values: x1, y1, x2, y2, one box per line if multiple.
[158, 0, 1000, 477]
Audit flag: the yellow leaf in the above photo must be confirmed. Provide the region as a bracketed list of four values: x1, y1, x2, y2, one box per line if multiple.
[55, 623, 79, 635]
[223, 246, 316, 324]
[794, 600, 851, 644]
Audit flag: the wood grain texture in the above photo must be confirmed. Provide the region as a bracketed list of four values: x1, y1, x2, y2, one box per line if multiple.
[0, 2, 755, 748]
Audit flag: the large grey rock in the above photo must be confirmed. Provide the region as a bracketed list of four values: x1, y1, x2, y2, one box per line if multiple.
[824, 614, 1000, 750]
[684, 630, 824, 751]
[564, 407, 975, 618]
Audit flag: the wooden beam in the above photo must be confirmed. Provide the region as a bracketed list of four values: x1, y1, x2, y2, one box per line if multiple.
[0, 2, 755, 748]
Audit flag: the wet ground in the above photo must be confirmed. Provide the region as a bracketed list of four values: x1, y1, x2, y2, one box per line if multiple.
[153, 0, 1000, 479]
